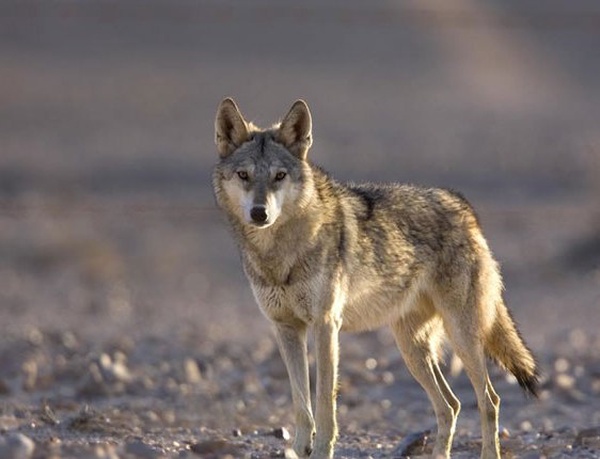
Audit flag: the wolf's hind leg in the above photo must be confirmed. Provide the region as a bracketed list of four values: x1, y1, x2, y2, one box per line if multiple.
[392, 307, 460, 459]
[442, 312, 501, 459]
[274, 323, 315, 457]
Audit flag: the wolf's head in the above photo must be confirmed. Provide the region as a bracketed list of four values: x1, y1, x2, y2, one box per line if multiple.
[213, 98, 314, 229]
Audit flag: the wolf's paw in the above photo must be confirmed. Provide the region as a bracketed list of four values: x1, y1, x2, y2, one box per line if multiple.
[292, 441, 313, 457]
[308, 441, 333, 459]
[292, 429, 314, 457]
[293, 444, 312, 458]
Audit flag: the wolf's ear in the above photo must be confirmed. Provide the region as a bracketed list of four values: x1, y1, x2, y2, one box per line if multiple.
[276, 100, 312, 160]
[215, 98, 250, 157]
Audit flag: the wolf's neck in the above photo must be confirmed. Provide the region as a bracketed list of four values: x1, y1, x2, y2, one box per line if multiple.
[236, 209, 323, 287]
[241, 207, 322, 256]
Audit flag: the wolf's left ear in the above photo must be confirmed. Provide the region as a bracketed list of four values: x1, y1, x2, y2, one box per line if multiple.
[276, 100, 312, 160]
[215, 98, 250, 157]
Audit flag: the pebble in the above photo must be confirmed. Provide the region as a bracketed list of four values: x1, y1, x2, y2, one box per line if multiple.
[183, 358, 203, 384]
[77, 363, 108, 396]
[392, 429, 430, 457]
[554, 357, 570, 373]
[40, 403, 60, 426]
[0, 433, 35, 459]
[272, 427, 291, 441]
[99, 353, 132, 383]
[520, 420, 533, 432]
[124, 439, 163, 458]
[365, 358, 378, 370]
[555, 373, 575, 390]
[0, 378, 10, 395]
[189, 439, 243, 456]
[575, 426, 600, 447]
[91, 443, 119, 459]
[21, 361, 38, 391]
[283, 448, 299, 459]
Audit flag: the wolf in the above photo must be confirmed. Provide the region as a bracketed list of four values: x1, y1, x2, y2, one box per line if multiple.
[212, 98, 539, 459]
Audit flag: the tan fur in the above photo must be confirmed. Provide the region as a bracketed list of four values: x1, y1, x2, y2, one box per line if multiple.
[212, 98, 539, 459]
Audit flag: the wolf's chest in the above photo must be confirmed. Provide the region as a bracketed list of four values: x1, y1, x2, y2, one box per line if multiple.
[249, 275, 323, 326]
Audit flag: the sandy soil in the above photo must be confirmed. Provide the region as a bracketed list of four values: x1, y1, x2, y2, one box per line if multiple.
[0, 1, 599, 457]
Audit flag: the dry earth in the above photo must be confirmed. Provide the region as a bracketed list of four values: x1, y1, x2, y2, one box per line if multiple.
[1, 1, 599, 458]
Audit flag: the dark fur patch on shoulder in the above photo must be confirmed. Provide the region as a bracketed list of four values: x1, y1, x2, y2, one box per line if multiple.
[347, 186, 385, 221]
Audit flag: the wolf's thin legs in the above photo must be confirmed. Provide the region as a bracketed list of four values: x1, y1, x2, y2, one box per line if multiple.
[393, 315, 460, 459]
[443, 313, 501, 459]
[312, 319, 340, 459]
[274, 323, 315, 457]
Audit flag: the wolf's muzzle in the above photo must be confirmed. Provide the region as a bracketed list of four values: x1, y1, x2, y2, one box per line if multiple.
[250, 206, 268, 224]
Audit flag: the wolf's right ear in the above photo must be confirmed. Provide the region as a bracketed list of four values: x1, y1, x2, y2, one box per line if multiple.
[215, 98, 250, 157]
[276, 100, 312, 160]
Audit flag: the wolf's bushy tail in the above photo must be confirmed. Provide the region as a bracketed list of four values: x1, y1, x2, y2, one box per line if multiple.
[484, 301, 539, 397]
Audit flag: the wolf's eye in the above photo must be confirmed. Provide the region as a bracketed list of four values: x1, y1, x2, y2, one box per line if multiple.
[274, 171, 287, 181]
[237, 171, 249, 181]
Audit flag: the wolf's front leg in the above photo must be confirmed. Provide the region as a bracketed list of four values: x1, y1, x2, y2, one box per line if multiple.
[274, 323, 315, 457]
[312, 318, 341, 459]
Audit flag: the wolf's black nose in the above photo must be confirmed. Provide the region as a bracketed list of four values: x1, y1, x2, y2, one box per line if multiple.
[250, 206, 268, 223]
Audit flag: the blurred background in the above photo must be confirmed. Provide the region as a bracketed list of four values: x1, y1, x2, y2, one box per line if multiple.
[1, 0, 599, 359]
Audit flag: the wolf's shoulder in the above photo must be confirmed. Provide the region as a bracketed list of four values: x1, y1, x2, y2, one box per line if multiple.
[342, 180, 479, 226]
[309, 165, 479, 223]
[343, 181, 438, 208]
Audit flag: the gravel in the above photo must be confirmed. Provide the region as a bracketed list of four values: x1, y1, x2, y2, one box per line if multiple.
[0, 324, 598, 458]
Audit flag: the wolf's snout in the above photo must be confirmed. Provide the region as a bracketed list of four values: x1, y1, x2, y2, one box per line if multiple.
[250, 206, 268, 224]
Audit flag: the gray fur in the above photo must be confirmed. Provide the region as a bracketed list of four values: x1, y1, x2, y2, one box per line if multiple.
[212, 99, 538, 459]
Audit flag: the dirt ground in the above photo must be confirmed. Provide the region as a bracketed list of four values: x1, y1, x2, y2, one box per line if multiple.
[1, 1, 599, 458]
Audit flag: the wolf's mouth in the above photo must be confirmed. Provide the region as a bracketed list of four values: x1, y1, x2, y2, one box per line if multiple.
[249, 220, 270, 228]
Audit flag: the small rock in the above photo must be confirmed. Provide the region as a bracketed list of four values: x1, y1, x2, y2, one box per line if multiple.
[68, 405, 96, 431]
[0, 379, 11, 395]
[61, 331, 79, 350]
[40, 403, 60, 426]
[100, 353, 131, 383]
[272, 427, 291, 441]
[520, 420, 533, 432]
[555, 373, 575, 390]
[392, 429, 430, 457]
[77, 363, 108, 397]
[231, 428, 242, 437]
[190, 439, 242, 456]
[91, 443, 119, 459]
[124, 439, 162, 458]
[499, 426, 510, 439]
[283, 449, 299, 459]
[183, 358, 202, 384]
[111, 361, 132, 384]
[21, 361, 38, 392]
[575, 426, 600, 447]
[554, 357, 570, 373]
[0, 433, 35, 459]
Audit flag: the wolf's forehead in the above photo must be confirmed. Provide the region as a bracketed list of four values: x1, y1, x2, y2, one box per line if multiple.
[235, 133, 295, 169]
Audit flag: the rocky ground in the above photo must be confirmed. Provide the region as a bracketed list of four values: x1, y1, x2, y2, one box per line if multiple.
[1, 1, 600, 457]
[0, 319, 600, 458]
